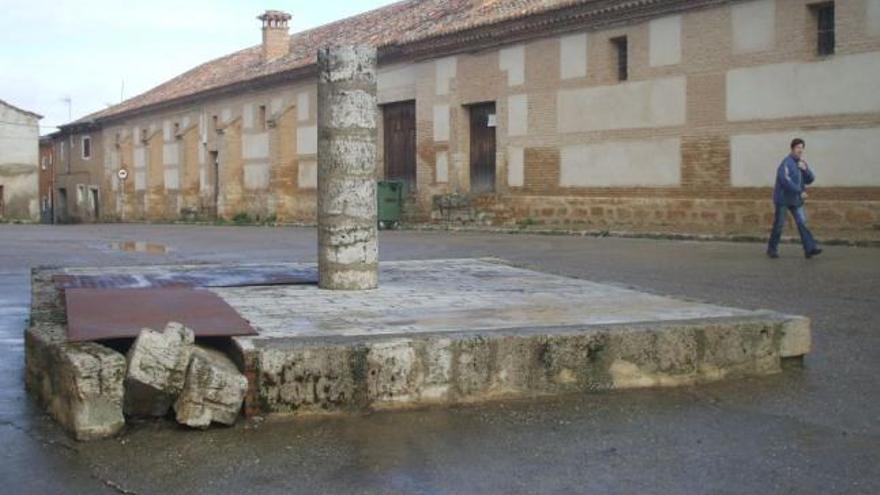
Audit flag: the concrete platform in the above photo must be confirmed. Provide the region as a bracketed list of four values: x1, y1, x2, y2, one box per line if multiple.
[27, 259, 810, 430]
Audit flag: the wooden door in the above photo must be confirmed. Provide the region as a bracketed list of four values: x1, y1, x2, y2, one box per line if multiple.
[469, 102, 496, 193]
[57, 188, 67, 223]
[90, 188, 100, 220]
[383, 101, 416, 190]
[210, 151, 220, 218]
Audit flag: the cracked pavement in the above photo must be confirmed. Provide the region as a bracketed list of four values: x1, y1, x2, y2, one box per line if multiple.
[0, 224, 878, 494]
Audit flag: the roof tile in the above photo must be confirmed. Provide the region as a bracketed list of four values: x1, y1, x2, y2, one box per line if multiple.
[80, 0, 604, 123]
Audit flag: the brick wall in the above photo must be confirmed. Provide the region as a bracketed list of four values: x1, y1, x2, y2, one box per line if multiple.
[59, 0, 880, 235]
[416, 0, 880, 233]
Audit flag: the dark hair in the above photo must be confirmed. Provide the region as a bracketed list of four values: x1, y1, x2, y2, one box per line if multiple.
[790, 138, 805, 149]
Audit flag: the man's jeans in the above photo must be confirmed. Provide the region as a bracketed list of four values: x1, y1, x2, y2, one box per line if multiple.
[767, 203, 817, 254]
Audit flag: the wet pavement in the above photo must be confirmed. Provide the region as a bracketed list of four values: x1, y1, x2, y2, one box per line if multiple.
[105, 241, 171, 254]
[0, 224, 878, 494]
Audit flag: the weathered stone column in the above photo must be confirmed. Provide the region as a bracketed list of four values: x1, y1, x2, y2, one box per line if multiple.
[317, 45, 379, 290]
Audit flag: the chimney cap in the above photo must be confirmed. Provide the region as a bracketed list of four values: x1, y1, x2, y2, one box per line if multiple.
[258, 10, 292, 25]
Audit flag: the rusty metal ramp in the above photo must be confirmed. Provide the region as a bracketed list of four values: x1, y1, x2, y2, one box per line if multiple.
[65, 288, 258, 342]
[54, 265, 318, 290]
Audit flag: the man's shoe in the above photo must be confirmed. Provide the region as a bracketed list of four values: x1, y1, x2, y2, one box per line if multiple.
[767, 250, 779, 259]
[805, 248, 823, 259]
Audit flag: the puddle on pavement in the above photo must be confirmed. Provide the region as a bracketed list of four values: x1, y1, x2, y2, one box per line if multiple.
[108, 241, 171, 254]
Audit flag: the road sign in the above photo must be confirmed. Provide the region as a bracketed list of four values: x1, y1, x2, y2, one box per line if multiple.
[117, 169, 128, 181]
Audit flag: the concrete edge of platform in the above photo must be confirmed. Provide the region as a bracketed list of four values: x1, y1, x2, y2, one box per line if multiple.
[231, 311, 811, 418]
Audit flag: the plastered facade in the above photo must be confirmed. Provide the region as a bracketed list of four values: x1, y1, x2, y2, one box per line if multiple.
[82, 82, 319, 223]
[0, 101, 40, 221]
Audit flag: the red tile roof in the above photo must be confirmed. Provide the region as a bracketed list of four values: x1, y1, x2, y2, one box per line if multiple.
[77, 0, 628, 124]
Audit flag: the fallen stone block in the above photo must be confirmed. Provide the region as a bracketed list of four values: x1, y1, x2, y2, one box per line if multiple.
[779, 315, 811, 358]
[25, 322, 126, 441]
[124, 322, 195, 417]
[174, 346, 248, 428]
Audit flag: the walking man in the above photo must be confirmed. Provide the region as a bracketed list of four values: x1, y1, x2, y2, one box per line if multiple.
[767, 138, 822, 259]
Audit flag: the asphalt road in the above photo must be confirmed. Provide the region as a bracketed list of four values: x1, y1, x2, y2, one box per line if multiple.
[0, 224, 877, 494]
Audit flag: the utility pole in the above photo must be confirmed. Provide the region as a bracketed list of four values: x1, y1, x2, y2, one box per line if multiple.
[61, 96, 71, 121]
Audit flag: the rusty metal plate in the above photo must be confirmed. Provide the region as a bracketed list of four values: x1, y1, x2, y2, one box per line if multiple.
[54, 265, 317, 290]
[65, 288, 258, 342]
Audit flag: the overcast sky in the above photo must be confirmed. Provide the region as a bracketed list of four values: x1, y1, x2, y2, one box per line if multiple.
[0, 0, 395, 135]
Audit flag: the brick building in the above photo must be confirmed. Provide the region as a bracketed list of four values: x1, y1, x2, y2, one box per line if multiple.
[52, 0, 880, 233]
[50, 120, 102, 223]
[38, 136, 55, 223]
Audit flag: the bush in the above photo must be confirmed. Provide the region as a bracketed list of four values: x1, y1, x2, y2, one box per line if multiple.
[517, 217, 537, 229]
[232, 212, 251, 225]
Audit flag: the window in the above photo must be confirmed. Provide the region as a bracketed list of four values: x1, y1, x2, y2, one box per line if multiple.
[89, 187, 98, 213]
[82, 136, 91, 159]
[41, 156, 48, 170]
[173, 122, 180, 138]
[212, 115, 220, 133]
[77, 184, 85, 203]
[611, 36, 628, 81]
[812, 3, 835, 56]
[258, 105, 267, 131]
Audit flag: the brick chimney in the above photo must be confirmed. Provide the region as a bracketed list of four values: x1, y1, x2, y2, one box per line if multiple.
[258, 10, 292, 62]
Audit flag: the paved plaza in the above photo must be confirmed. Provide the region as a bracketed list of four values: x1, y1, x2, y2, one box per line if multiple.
[0, 224, 878, 494]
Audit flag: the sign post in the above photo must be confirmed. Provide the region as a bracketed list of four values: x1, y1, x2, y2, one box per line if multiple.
[117, 168, 128, 222]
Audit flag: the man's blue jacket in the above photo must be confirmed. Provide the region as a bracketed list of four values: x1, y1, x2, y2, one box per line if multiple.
[773, 154, 815, 206]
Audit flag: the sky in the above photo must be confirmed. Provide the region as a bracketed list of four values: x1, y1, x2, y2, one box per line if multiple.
[0, 0, 396, 135]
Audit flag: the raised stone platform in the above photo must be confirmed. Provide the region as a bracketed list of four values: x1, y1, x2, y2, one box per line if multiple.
[27, 259, 810, 437]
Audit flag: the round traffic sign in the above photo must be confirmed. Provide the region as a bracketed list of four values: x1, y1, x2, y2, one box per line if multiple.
[117, 168, 129, 180]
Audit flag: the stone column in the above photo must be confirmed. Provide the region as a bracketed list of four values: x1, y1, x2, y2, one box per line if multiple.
[316, 45, 379, 290]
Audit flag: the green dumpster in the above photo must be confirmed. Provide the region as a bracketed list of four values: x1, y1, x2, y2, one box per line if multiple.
[377, 180, 404, 229]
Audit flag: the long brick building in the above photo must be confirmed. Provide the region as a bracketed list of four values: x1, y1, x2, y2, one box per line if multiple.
[50, 0, 880, 233]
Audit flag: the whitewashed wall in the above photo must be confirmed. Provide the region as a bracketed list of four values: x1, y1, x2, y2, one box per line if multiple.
[731, 128, 880, 187]
[0, 101, 40, 219]
[727, 52, 880, 121]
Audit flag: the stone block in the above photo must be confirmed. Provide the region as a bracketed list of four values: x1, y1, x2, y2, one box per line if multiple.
[366, 339, 416, 403]
[451, 337, 494, 397]
[25, 322, 126, 441]
[257, 345, 361, 414]
[57, 344, 127, 440]
[699, 321, 779, 377]
[124, 322, 195, 417]
[845, 208, 874, 225]
[779, 316, 811, 358]
[174, 346, 248, 428]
